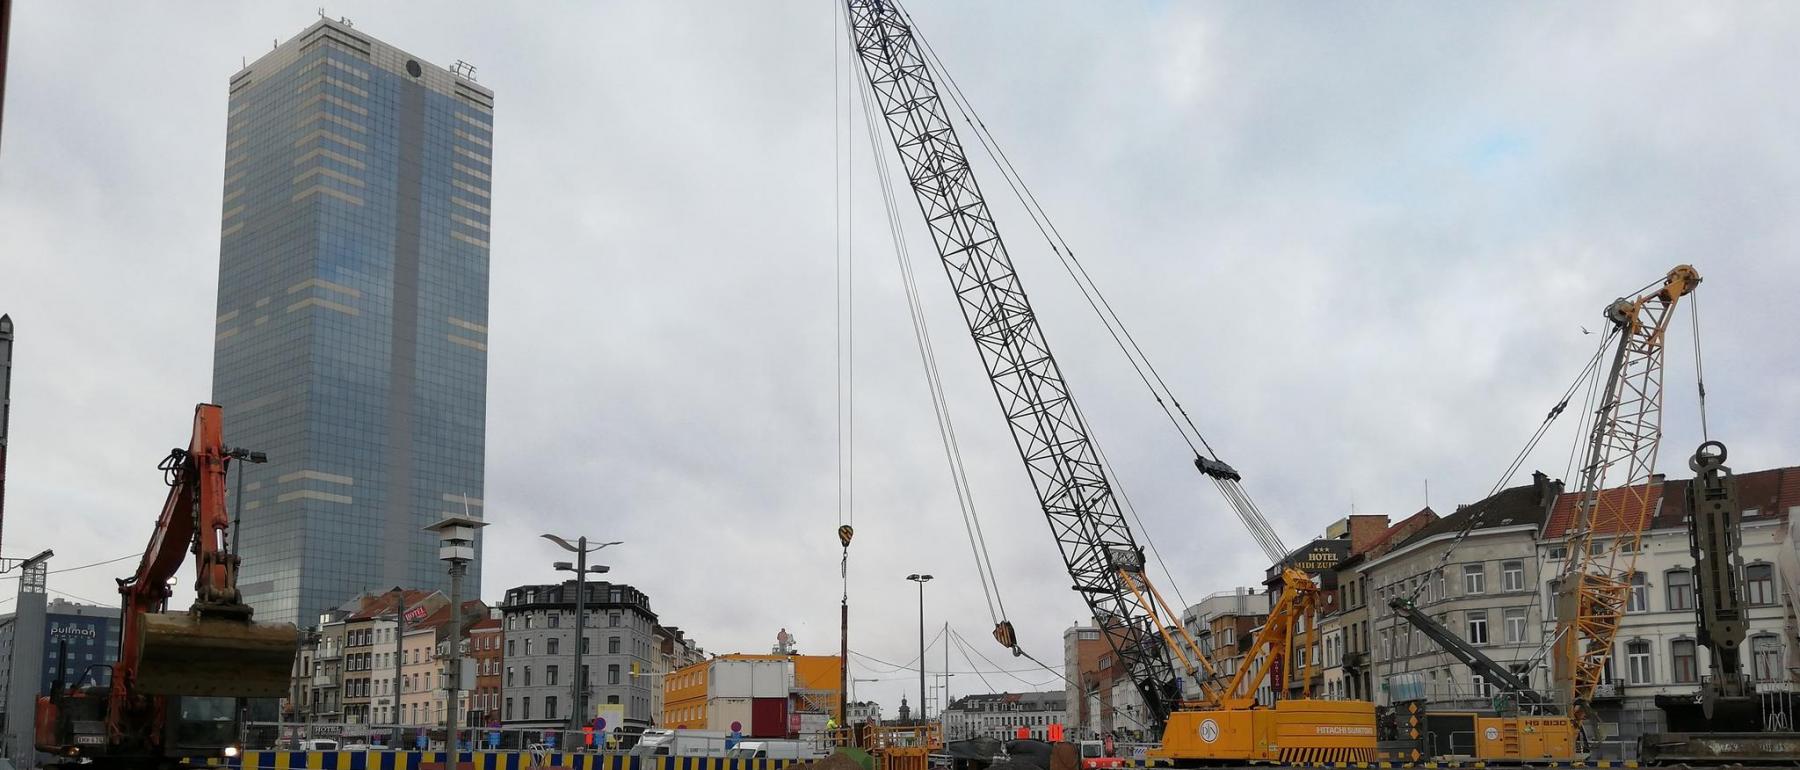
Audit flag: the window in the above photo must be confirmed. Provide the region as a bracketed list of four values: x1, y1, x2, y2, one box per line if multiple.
[1627, 572, 1648, 613]
[548, 637, 559, 655]
[1502, 561, 1524, 592]
[1466, 611, 1489, 645]
[507, 639, 516, 656]
[1627, 641, 1652, 685]
[549, 613, 560, 628]
[609, 637, 621, 654]
[546, 695, 558, 720]
[1504, 608, 1527, 643]
[1667, 570, 1694, 611]
[524, 666, 532, 686]
[547, 665, 559, 686]
[1753, 636, 1782, 682]
[525, 639, 534, 656]
[608, 664, 621, 685]
[522, 697, 531, 721]
[1547, 545, 1567, 560]
[609, 612, 621, 628]
[1471, 674, 1490, 698]
[1746, 564, 1775, 606]
[1509, 663, 1531, 690]
[1463, 565, 1485, 595]
[1672, 640, 1698, 684]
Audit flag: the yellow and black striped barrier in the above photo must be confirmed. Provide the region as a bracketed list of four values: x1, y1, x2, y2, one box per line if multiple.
[202, 752, 799, 770]
[1127, 761, 1641, 769]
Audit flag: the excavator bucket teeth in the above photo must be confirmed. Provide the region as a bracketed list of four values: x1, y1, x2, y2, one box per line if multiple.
[135, 612, 298, 697]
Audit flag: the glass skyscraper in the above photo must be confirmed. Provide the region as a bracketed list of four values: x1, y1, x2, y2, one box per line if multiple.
[212, 18, 492, 628]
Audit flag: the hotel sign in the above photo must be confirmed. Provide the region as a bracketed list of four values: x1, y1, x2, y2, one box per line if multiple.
[1265, 538, 1351, 582]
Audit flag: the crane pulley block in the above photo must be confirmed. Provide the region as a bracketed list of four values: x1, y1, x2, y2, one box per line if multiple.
[1194, 455, 1242, 481]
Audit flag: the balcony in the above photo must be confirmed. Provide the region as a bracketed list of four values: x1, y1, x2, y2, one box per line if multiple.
[1344, 652, 1370, 672]
[1592, 679, 1625, 700]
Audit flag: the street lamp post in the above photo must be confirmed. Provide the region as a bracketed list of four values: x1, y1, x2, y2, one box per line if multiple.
[906, 574, 933, 722]
[429, 515, 487, 752]
[390, 586, 407, 749]
[543, 535, 620, 743]
[225, 447, 268, 557]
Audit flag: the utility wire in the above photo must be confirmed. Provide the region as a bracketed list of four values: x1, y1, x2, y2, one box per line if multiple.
[0, 552, 138, 581]
[947, 626, 1056, 690]
[847, 625, 952, 673]
[48, 587, 114, 607]
[948, 629, 1001, 693]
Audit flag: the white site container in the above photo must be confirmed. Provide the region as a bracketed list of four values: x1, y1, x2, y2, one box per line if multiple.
[750, 660, 793, 698]
[709, 660, 756, 700]
[708, 697, 754, 732]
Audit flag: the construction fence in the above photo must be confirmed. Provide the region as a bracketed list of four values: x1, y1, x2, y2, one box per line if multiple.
[208, 752, 799, 770]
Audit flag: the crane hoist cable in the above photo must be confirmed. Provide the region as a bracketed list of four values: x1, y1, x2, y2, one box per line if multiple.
[897, 3, 1288, 567]
[1404, 326, 1619, 604]
[1689, 292, 1709, 441]
[847, 26, 1011, 630]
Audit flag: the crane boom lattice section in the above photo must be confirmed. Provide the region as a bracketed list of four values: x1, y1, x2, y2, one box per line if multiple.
[1555, 266, 1699, 718]
[844, 0, 1179, 727]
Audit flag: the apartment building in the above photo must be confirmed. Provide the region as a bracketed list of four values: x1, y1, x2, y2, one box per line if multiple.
[1321, 509, 1439, 702]
[500, 581, 658, 731]
[941, 691, 1067, 742]
[1178, 588, 1267, 702]
[1365, 475, 1560, 709]
[1537, 464, 1799, 749]
[650, 625, 705, 723]
[469, 616, 503, 729]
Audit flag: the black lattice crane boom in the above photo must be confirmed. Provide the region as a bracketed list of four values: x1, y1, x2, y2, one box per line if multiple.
[842, 0, 1183, 727]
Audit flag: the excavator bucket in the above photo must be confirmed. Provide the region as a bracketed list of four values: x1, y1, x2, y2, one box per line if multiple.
[135, 612, 299, 697]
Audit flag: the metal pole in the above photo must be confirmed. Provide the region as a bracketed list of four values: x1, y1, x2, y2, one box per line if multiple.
[917, 580, 926, 722]
[446, 561, 461, 753]
[231, 455, 248, 562]
[571, 536, 586, 738]
[393, 587, 406, 749]
[0, 314, 13, 556]
[839, 600, 849, 728]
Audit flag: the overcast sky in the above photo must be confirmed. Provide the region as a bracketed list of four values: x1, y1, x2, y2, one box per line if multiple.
[3, 2, 1797, 717]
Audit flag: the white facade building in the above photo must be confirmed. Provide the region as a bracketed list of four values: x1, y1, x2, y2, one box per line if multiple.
[1536, 465, 1799, 754]
[941, 691, 1066, 742]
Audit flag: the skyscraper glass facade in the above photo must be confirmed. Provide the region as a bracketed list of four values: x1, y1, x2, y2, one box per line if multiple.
[212, 19, 492, 627]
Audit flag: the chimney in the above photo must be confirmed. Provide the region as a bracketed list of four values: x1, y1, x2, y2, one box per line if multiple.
[1533, 470, 1565, 512]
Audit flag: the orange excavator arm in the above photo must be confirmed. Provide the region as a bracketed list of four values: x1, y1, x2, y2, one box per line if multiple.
[69, 404, 296, 755]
